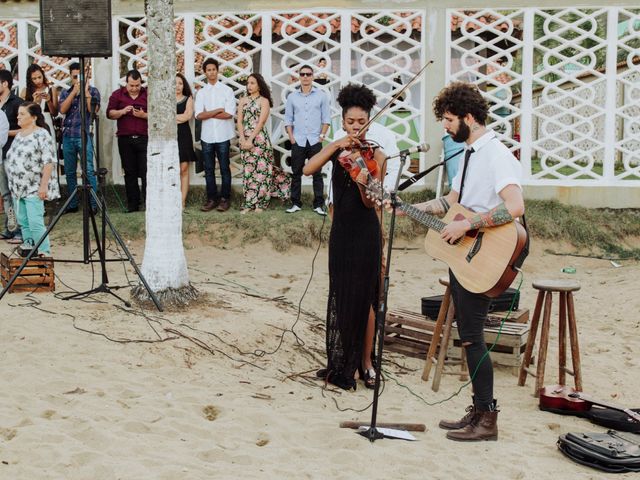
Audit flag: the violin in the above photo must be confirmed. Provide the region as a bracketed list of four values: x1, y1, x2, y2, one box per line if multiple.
[337, 137, 379, 185]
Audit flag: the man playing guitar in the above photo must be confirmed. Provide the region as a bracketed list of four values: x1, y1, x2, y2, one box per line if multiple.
[398, 82, 525, 441]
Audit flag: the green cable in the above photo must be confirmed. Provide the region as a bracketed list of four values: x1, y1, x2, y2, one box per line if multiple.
[383, 271, 525, 406]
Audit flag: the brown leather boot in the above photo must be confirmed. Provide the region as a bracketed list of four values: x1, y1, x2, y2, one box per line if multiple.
[201, 199, 220, 212]
[438, 404, 476, 430]
[216, 198, 230, 212]
[445, 410, 498, 442]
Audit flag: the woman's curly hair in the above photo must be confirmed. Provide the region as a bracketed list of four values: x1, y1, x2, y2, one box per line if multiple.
[337, 83, 377, 117]
[432, 82, 488, 125]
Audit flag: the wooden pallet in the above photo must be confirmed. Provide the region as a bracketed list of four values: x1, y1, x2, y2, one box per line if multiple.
[0, 253, 55, 293]
[385, 308, 530, 369]
[385, 308, 436, 359]
[448, 321, 530, 369]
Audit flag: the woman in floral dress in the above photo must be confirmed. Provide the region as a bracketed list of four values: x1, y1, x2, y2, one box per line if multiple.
[236, 73, 290, 213]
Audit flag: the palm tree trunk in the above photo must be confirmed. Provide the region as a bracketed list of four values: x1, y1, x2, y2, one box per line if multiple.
[133, 0, 196, 305]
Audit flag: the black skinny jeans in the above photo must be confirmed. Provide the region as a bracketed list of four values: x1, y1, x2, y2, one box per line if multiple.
[449, 270, 495, 411]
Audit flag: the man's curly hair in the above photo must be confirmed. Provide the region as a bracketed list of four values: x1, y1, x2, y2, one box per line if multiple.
[337, 83, 377, 117]
[432, 82, 488, 125]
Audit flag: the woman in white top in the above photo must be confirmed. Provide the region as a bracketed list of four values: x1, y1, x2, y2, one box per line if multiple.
[4, 102, 60, 256]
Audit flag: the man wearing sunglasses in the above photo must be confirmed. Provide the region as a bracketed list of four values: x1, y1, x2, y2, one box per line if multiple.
[284, 65, 330, 215]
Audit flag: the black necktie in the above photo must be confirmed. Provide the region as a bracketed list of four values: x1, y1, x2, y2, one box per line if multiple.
[458, 147, 474, 203]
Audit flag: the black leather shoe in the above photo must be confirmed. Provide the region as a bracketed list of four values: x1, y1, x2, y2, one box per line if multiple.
[200, 199, 220, 212]
[216, 198, 230, 212]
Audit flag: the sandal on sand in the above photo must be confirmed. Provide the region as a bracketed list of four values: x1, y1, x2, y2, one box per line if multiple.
[360, 367, 376, 389]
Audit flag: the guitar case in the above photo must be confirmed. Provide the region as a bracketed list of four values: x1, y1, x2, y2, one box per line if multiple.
[588, 407, 640, 433]
[540, 405, 640, 433]
[421, 287, 520, 319]
[557, 430, 640, 473]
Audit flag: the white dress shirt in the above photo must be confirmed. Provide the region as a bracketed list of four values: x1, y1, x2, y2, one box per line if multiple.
[195, 81, 236, 143]
[451, 130, 522, 213]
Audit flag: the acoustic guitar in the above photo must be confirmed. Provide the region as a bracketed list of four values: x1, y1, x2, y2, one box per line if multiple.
[365, 179, 528, 297]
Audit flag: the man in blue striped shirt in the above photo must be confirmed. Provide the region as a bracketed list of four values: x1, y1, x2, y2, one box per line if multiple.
[284, 65, 330, 215]
[59, 63, 101, 213]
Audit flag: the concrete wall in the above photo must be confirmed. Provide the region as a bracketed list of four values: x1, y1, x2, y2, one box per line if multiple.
[3, 1, 639, 208]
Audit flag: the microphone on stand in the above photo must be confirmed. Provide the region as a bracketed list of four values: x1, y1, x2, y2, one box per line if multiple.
[386, 143, 430, 159]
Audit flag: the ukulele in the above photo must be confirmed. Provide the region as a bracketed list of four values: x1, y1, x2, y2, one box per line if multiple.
[539, 385, 591, 413]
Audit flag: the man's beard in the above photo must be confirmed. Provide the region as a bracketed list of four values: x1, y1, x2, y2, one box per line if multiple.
[451, 122, 470, 143]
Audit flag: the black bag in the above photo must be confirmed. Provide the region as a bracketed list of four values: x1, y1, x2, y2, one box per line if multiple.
[557, 430, 640, 473]
[421, 287, 520, 318]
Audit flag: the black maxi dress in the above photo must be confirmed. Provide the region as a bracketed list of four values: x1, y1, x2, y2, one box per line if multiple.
[325, 153, 381, 390]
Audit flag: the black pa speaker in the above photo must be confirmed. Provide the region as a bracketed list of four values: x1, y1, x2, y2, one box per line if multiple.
[39, 0, 113, 57]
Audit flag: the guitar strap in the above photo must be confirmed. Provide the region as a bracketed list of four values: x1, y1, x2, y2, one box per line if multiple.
[457, 147, 473, 203]
[458, 147, 530, 271]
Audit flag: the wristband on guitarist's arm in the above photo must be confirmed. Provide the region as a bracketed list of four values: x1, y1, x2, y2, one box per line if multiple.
[467, 202, 514, 230]
[423, 197, 450, 217]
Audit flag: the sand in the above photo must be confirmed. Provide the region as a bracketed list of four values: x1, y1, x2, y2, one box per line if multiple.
[0, 235, 638, 479]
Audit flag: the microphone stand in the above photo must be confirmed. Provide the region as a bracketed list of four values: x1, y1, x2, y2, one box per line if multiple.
[358, 152, 426, 442]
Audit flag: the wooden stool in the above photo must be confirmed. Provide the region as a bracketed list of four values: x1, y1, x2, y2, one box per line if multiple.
[518, 279, 582, 396]
[422, 276, 468, 392]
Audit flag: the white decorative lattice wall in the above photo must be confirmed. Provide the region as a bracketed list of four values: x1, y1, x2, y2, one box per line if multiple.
[447, 7, 640, 186]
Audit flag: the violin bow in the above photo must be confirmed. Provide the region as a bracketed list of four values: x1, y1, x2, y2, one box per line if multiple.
[360, 60, 434, 136]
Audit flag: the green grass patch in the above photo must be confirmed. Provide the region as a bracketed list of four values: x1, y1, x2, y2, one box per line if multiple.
[39, 186, 640, 259]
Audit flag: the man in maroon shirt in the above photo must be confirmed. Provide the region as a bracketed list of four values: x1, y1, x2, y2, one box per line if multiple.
[107, 69, 148, 212]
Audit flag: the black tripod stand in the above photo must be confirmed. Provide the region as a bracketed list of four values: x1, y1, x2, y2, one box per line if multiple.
[0, 57, 162, 311]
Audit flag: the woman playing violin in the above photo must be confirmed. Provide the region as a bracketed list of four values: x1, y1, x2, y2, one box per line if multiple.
[303, 83, 385, 390]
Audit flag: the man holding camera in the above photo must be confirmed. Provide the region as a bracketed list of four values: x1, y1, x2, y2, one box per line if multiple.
[58, 62, 100, 213]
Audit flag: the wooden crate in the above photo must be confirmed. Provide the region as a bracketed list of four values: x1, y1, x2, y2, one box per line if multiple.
[384, 308, 436, 359]
[448, 321, 530, 369]
[0, 253, 55, 293]
[486, 308, 530, 326]
[385, 308, 530, 369]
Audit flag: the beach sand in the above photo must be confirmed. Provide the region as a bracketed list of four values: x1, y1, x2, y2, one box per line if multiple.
[0, 235, 638, 479]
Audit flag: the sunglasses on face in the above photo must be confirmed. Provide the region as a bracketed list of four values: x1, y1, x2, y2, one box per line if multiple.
[299, 72, 313, 77]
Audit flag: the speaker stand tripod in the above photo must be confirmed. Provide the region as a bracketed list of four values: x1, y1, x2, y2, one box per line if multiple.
[0, 57, 162, 311]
